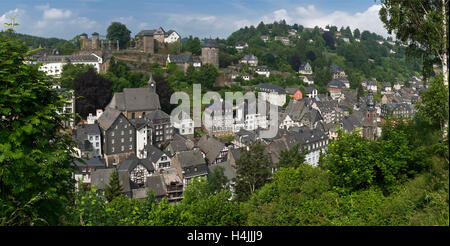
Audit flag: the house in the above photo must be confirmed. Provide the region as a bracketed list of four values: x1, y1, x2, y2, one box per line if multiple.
[141, 175, 167, 202]
[327, 80, 346, 100]
[305, 87, 318, 98]
[145, 109, 173, 147]
[340, 36, 350, 43]
[130, 118, 151, 159]
[55, 88, 75, 128]
[330, 65, 347, 79]
[107, 75, 161, 120]
[160, 168, 184, 203]
[117, 155, 155, 188]
[280, 99, 323, 130]
[87, 109, 104, 124]
[73, 157, 106, 190]
[286, 87, 303, 100]
[298, 62, 313, 75]
[292, 127, 329, 166]
[204, 99, 234, 136]
[234, 99, 268, 132]
[381, 103, 414, 119]
[355, 38, 361, 42]
[172, 149, 208, 187]
[239, 54, 258, 66]
[164, 30, 181, 44]
[90, 168, 132, 198]
[208, 161, 237, 192]
[167, 55, 202, 72]
[274, 36, 290, 45]
[147, 145, 171, 172]
[366, 81, 378, 92]
[233, 128, 257, 148]
[97, 108, 136, 167]
[235, 41, 248, 52]
[393, 81, 403, 91]
[255, 65, 270, 77]
[172, 109, 194, 136]
[381, 94, 402, 105]
[288, 29, 297, 36]
[256, 83, 286, 107]
[198, 135, 229, 165]
[165, 139, 190, 157]
[242, 74, 253, 81]
[340, 78, 350, 89]
[33, 53, 102, 77]
[300, 75, 314, 85]
[383, 82, 392, 93]
[261, 35, 269, 42]
[73, 123, 102, 158]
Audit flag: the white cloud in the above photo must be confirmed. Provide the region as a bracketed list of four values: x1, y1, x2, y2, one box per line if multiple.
[0, 9, 22, 28]
[43, 8, 73, 19]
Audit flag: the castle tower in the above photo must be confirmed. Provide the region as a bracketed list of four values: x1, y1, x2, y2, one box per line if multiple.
[201, 40, 219, 68]
[143, 34, 154, 54]
[91, 32, 99, 50]
[80, 33, 88, 50]
[363, 90, 377, 140]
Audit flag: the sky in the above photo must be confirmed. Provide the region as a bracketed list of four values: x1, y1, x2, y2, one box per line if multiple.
[0, 0, 390, 40]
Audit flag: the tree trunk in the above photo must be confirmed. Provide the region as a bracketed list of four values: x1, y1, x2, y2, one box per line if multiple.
[443, 0, 449, 85]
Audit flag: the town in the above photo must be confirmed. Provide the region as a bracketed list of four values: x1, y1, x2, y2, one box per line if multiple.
[1, 0, 448, 228]
[28, 24, 427, 202]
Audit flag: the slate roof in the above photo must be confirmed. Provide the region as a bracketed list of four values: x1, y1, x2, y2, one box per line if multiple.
[330, 64, 344, 73]
[198, 135, 225, 165]
[256, 83, 286, 94]
[327, 80, 345, 89]
[108, 87, 161, 112]
[117, 155, 155, 173]
[229, 148, 242, 162]
[147, 145, 165, 164]
[340, 113, 363, 132]
[145, 109, 170, 121]
[284, 99, 307, 121]
[90, 168, 131, 193]
[285, 87, 300, 95]
[97, 108, 123, 131]
[165, 140, 189, 156]
[73, 157, 106, 172]
[74, 124, 101, 147]
[208, 161, 237, 182]
[202, 40, 219, 48]
[146, 175, 166, 197]
[241, 54, 258, 61]
[176, 150, 208, 178]
[305, 87, 316, 94]
[129, 118, 148, 130]
[36, 54, 100, 63]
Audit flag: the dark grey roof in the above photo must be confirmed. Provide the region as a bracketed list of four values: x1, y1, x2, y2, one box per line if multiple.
[198, 135, 226, 165]
[129, 118, 148, 130]
[305, 87, 316, 94]
[340, 113, 362, 132]
[235, 41, 247, 46]
[165, 140, 189, 156]
[208, 161, 237, 182]
[97, 108, 123, 131]
[74, 157, 106, 168]
[256, 65, 269, 72]
[327, 80, 345, 89]
[241, 54, 258, 61]
[146, 175, 166, 197]
[202, 40, 219, 48]
[256, 83, 286, 94]
[74, 124, 101, 141]
[168, 54, 190, 64]
[108, 87, 161, 112]
[285, 87, 300, 95]
[177, 150, 206, 168]
[117, 155, 155, 173]
[229, 148, 242, 161]
[36, 54, 100, 63]
[90, 168, 131, 193]
[330, 64, 344, 73]
[147, 145, 165, 164]
[145, 109, 170, 121]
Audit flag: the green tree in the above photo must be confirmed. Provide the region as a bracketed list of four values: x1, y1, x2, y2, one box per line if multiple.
[207, 166, 229, 194]
[59, 63, 93, 88]
[233, 142, 273, 202]
[0, 26, 77, 225]
[106, 22, 131, 49]
[379, 0, 449, 84]
[104, 169, 123, 202]
[415, 76, 449, 132]
[278, 143, 306, 168]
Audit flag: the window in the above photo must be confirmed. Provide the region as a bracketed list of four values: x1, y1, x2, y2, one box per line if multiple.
[96, 142, 99, 147]
[112, 139, 115, 144]
[95, 136, 99, 140]
[129, 130, 132, 134]
[121, 146, 124, 151]
[121, 130, 124, 135]
[111, 132, 114, 137]
[112, 147, 115, 152]
[129, 137, 132, 142]
[89, 136, 93, 141]
[125, 124, 127, 129]
[121, 138, 124, 143]
[129, 145, 132, 150]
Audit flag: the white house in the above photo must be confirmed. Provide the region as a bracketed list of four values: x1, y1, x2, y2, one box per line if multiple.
[305, 87, 318, 98]
[256, 83, 286, 107]
[240, 54, 258, 66]
[87, 109, 104, 124]
[298, 62, 313, 75]
[172, 110, 194, 136]
[130, 118, 151, 159]
[235, 41, 248, 52]
[34, 53, 102, 78]
[147, 145, 171, 171]
[255, 66, 270, 77]
[164, 30, 181, 44]
[300, 75, 314, 85]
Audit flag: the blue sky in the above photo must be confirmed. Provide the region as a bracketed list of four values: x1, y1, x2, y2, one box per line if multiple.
[1, 0, 389, 40]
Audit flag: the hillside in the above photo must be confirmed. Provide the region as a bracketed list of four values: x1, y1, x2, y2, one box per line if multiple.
[216, 21, 422, 89]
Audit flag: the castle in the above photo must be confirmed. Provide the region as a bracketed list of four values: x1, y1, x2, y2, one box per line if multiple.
[201, 40, 219, 68]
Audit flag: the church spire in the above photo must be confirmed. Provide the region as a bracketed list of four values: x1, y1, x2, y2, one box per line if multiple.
[148, 73, 156, 93]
